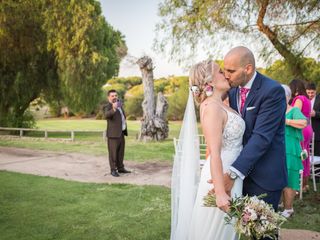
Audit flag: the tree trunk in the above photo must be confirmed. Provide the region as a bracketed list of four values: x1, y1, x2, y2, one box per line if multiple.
[155, 92, 169, 140]
[256, 0, 305, 79]
[137, 56, 169, 141]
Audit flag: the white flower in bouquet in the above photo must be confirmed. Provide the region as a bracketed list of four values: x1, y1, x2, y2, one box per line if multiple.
[203, 193, 286, 240]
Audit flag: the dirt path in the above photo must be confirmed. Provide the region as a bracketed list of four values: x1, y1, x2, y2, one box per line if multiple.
[0, 146, 172, 187]
[0, 146, 319, 240]
[280, 229, 320, 240]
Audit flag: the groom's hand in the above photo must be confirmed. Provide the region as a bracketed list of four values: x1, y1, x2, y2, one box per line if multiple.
[207, 175, 234, 197]
[223, 173, 235, 196]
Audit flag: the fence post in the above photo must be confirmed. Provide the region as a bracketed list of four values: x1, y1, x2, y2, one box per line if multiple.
[103, 130, 107, 141]
[71, 131, 75, 141]
[20, 130, 23, 137]
[44, 131, 48, 139]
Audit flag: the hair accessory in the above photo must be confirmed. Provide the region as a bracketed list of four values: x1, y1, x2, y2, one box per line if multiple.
[205, 84, 214, 97]
[190, 85, 201, 96]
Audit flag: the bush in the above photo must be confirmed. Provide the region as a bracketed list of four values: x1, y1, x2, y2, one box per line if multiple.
[95, 111, 104, 120]
[154, 78, 170, 93]
[5, 110, 36, 128]
[126, 115, 137, 120]
[48, 101, 62, 117]
[107, 76, 142, 88]
[124, 95, 144, 118]
[167, 77, 189, 120]
[102, 75, 190, 120]
[103, 83, 127, 100]
[265, 58, 320, 85]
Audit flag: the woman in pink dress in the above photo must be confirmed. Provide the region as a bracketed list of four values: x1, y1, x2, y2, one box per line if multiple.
[289, 79, 313, 191]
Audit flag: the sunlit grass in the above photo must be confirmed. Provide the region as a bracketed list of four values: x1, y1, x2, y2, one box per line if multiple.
[0, 171, 170, 240]
[0, 119, 185, 162]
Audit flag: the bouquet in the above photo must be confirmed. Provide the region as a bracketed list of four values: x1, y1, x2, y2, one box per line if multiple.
[203, 193, 286, 240]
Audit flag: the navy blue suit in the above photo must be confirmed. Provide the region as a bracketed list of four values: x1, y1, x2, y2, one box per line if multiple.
[228, 72, 287, 212]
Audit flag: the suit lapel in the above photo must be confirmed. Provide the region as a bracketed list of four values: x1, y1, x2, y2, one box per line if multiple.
[242, 72, 262, 117]
[229, 88, 239, 113]
[235, 87, 240, 113]
[314, 94, 320, 110]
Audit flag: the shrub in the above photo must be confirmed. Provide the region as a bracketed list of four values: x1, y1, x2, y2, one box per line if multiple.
[124, 95, 144, 118]
[167, 77, 189, 120]
[102, 83, 127, 100]
[107, 76, 142, 87]
[126, 115, 137, 120]
[95, 111, 104, 120]
[6, 110, 36, 128]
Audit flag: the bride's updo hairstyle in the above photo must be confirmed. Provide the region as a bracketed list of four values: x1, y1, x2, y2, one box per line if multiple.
[189, 59, 214, 104]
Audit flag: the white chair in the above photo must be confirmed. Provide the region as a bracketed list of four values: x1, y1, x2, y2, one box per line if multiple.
[310, 133, 320, 191]
[299, 169, 303, 199]
[198, 135, 207, 166]
[173, 135, 207, 167]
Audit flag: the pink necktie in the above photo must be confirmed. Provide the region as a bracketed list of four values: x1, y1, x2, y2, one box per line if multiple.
[240, 87, 250, 113]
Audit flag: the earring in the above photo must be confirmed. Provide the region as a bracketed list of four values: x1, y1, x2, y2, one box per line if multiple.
[205, 84, 214, 97]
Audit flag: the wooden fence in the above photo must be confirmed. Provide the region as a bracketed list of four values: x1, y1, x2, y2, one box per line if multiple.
[0, 127, 106, 142]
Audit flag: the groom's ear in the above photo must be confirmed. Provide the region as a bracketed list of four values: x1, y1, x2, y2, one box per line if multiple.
[245, 64, 254, 75]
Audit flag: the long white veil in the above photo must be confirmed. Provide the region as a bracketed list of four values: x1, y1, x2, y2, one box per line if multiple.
[171, 90, 200, 240]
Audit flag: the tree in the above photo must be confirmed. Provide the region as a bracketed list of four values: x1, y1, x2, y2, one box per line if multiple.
[137, 56, 169, 141]
[156, 0, 320, 79]
[265, 58, 320, 84]
[0, 0, 54, 127]
[43, 0, 127, 113]
[0, 0, 126, 127]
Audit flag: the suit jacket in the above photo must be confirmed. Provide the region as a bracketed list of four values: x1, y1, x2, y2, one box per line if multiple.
[103, 102, 128, 138]
[311, 94, 320, 141]
[228, 72, 287, 191]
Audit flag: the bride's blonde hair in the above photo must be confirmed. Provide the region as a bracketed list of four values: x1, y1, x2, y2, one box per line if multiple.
[189, 59, 214, 104]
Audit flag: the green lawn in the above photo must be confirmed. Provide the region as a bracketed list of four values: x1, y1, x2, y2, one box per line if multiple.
[0, 171, 171, 240]
[281, 187, 320, 231]
[0, 171, 319, 240]
[0, 119, 185, 162]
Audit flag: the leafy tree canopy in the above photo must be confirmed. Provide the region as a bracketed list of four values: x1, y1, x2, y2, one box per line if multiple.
[0, 0, 126, 127]
[155, 0, 320, 79]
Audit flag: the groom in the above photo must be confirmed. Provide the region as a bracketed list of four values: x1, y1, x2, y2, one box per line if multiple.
[223, 46, 287, 215]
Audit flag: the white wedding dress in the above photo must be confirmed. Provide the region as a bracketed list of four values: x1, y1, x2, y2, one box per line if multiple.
[188, 107, 245, 240]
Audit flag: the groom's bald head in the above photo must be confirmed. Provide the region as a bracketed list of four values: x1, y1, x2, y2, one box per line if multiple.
[224, 46, 256, 87]
[225, 46, 256, 69]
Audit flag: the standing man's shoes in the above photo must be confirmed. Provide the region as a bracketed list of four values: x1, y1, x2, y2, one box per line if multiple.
[111, 170, 120, 177]
[118, 168, 131, 174]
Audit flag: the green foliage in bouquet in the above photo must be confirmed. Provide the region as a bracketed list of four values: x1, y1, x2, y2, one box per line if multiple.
[203, 193, 286, 240]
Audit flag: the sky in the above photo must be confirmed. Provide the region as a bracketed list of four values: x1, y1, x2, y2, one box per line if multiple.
[99, 1, 318, 78]
[99, 1, 271, 78]
[100, 0, 266, 78]
[100, 0, 187, 78]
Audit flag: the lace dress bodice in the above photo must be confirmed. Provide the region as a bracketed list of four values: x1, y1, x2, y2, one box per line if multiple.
[222, 109, 245, 151]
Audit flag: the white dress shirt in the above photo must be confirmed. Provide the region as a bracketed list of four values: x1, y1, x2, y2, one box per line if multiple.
[118, 108, 127, 131]
[311, 97, 315, 109]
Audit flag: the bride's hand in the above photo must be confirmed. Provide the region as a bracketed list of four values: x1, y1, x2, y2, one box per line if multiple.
[208, 177, 233, 197]
[215, 192, 231, 213]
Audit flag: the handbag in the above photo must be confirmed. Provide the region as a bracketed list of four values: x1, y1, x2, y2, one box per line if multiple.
[301, 149, 308, 161]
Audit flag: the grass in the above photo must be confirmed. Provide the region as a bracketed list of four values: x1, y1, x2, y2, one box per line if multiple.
[281, 184, 320, 231]
[0, 119, 185, 162]
[0, 171, 171, 240]
[1, 119, 319, 235]
[0, 171, 319, 240]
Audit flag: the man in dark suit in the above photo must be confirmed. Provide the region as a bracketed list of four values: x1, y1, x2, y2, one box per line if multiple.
[223, 47, 287, 219]
[306, 82, 320, 156]
[103, 89, 130, 177]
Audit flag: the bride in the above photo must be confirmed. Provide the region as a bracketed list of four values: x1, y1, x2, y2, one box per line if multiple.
[171, 60, 245, 240]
